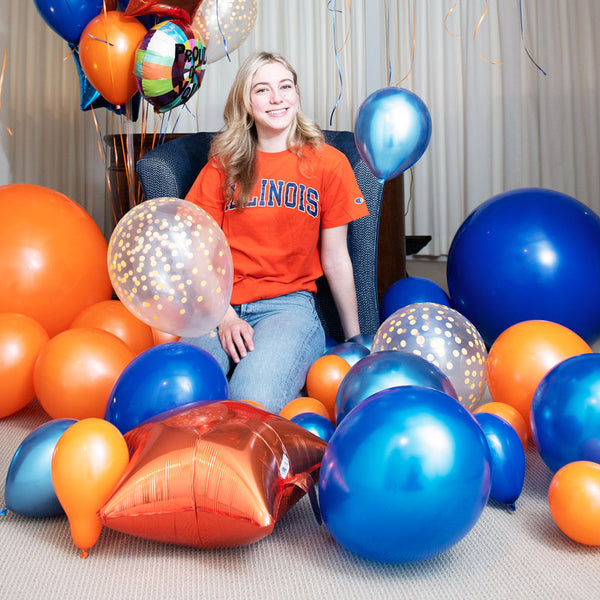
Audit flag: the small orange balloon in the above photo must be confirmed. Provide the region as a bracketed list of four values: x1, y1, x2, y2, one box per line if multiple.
[51, 418, 130, 556]
[152, 328, 181, 345]
[71, 300, 154, 355]
[474, 401, 529, 449]
[548, 461, 600, 546]
[280, 397, 331, 422]
[305, 354, 351, 420]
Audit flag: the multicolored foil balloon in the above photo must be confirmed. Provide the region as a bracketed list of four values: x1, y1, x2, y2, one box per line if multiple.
[135, 19, 207, 113]
[372, 302, 488, 411]
[108, 197, 233, 338]
[100, 400, 327, 548]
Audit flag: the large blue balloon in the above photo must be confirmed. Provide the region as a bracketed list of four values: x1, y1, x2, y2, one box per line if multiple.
[335, 350, 457, 424]
[33, 0, 104, 44]
[474, 413, 526, 510]
[354, 87, 432, 182]
[319, 386, 491, 563]
[447, 188, 600, 347]
[380, 276, 450, 322]
[531, 353, 600, 473]
[4, 419, 77, 517]
[105, 342, 228, 434]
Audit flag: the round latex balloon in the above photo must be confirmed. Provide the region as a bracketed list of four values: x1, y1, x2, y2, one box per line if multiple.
[447, 188, 600, 347]
[279, 397, 331, 422]
[354, 87, 432, 182]
[304, 355, 351, 421]
[0, 184, 113, 337]
[319, 386, 491, 563]
[372, 302, 488, 411]
[380, 276, 450, 322]
[290, 412, 336, 442]
[108, 197, 233, 338]
[33, 0, 104, 43]
[474, 402, 528, 450]
[324, 341, 369, 366]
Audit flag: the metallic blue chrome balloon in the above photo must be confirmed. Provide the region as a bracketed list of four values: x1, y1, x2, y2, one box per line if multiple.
[531, 353, 600, 473]
[380, 276, 450, 322]
[291, 412, 335, 442]
[347, 333, 374, 351]
[474, 412, 525, 510]
[354, 87, 432, 181]
[319, 386, 491, 563]
[335, 350, 457, 424]
[325, 341, 370, 366]
[4, 419, 77, 517]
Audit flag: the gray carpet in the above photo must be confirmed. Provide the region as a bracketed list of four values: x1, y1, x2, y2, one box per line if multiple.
[0, 399, 598, 600]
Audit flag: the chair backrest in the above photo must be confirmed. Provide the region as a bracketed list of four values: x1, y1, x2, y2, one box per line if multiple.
[136, 131, 384, 341]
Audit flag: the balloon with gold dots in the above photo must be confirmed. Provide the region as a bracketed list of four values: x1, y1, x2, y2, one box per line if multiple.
[372, 302, 488, 411]
[107, 197, 232, 338]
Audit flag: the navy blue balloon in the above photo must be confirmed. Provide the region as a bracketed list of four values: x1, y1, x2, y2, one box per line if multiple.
[335, 350, 457, 424]
[105, 342, 228, 434]
[319, 386, 491, 563]
[347, 333, 374, 351]
[4, 419, 77, 517]
[291, 412, 336, 442]
[474, 413, 526, 510]
[447, 188, 600, 347]
[355, 87, 432, 181]
[325, 341, 370, 366]
[380, 276, 450, 322]
[33, 0, 104, 44]
[531, 353, 600, 473]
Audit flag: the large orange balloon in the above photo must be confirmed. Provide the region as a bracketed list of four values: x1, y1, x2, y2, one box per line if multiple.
[79, 11, 147, 106]
[473, 401, 529, 450]
[34, 328, 135, 420]
[71, 300, 154, 356]
[548, 461, 600, 546]
[279, 397, 331, 422]
[0, 313, 49, 418]
[152, 327, 181, 345]
[0, 184, 113, 337]
[305, 355, 351, 420]
[486, 320, 592, 432]
[51, 419, 129, 556]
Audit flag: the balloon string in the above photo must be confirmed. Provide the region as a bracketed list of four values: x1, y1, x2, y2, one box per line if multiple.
[473, 1, 502, 66]
[0, 49, 12, 136]
[216, 0, 232, 63]
[327, 0, 345, 126]
[519, 0, 547, 75]
[396, 0, 416, 85]
[443, 1, 460, 37]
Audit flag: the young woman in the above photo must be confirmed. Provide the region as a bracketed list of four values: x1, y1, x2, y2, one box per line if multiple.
[184, 51, 368, 413]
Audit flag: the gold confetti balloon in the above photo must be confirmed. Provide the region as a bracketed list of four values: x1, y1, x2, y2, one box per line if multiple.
[108, 198, 233, 338]
[372, 302, 488, 411]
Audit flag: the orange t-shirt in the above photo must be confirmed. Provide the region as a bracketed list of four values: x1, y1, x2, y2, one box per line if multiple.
[185, 143, 369, 304]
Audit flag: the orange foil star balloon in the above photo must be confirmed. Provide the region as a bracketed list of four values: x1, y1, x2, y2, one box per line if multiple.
[99, 401, 327, 548]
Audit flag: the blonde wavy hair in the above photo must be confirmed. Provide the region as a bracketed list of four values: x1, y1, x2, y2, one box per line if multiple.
[209, 51, 324, 209]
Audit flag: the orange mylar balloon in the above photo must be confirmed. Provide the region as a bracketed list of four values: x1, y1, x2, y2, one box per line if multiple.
[100, 401, 327, 548]
[0, 313, 49, 418]
[71, 300, 154, 356]
[486, 320, 592, 432]
[34, 328, 135, 420]
[548, 461, 600, 546]
[79, 11, 147, 106]
[51, 419, 129, 556]
[474, 401, 529, 450]
[305, 354, 351, 421]
[0, 184, 112, 338]
[280, 396, 331, 422]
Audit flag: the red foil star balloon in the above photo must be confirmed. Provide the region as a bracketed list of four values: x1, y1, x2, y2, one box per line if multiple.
[125, 0, 203, 22]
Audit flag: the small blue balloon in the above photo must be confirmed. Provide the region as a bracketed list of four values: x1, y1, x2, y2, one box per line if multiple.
[325, 341, 370, 366]
[347, 333, 374, 351]
[4, 419, 77, 518]
[355, 87, 432, 182]
[474, 413, 526, 510]
[105, 342, 228, 434]
[319, 386, 491, 563]
[33, 0, 104, 44]
[291, 412, 336, 442]
[380, 277, 450, 322]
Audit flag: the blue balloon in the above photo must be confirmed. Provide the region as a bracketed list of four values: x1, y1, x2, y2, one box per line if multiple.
[474, 413, 526, 510]
[354, 87, 432, 182]
[291, 412, 336, 442]
[335, 350, 457, 424]
[325, 341, 370, 366]
[447, 188, 600, 347]
[531, 353, 600, 473]
[319, 386, 491, 563]
[4, 419, 77, 517]
[105, 342, 228, 434]
[347, 333, 374, 351]
[33, 0, 104, 44]
[380, 276, 450, 322]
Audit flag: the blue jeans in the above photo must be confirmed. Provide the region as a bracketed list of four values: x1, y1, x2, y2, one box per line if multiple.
[181, 291, 326, 414]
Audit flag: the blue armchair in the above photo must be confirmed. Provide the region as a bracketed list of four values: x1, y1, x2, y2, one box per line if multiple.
[136, 131, 385, 342]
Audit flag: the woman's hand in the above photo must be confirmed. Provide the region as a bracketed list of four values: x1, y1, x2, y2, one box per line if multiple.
[218, 306, 255, 363]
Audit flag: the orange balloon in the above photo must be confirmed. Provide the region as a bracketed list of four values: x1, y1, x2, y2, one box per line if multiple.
[0, 313, 49, 418]
[548, 461, 600, 546]
[486, 320, 592, 432]
[305, 354, 351, 420]
[71, 300, 154, 355]
[34, 328, 135, 420]
[51, 419, 129, 556]
[280, 396, 331, 422]
[241, 399, 267, 411]
[152, 328, 181, 345]
[79, 11, 147, 106]
[473, 401, 529, 450]
[0, 184, 113, 337]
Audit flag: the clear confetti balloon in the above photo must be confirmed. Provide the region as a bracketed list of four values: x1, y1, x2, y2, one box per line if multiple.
[372, 302, 488, 411]
[108, 198, 233, 338]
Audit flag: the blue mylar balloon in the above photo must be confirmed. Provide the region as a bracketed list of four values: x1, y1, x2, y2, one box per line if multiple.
[325, 341, 370, 366]
[291, 412, 336, 442]
[33, 0, 104, 44]
[319, 386, 491, 563]
[4, 419, 77, 517]
[531, 353, 600, 473]
[354, 87, 432, 182]
[380, 276, 450, 322]
[105, 342, 228, 434]
[474, 412, 526, 510]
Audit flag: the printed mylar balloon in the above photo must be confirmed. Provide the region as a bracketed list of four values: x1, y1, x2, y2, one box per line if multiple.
[108, 197, 233, 338]
[125, 0, 203, 21]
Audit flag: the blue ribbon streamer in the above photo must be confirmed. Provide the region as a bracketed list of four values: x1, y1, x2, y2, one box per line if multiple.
[519, 0, 547, 76]
[216, 0, 232, 63]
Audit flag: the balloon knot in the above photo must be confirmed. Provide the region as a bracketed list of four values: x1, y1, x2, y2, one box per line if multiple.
[80, 549, 89, 559]
[507, 502, 516, 512]
[0, 507, 7, 516]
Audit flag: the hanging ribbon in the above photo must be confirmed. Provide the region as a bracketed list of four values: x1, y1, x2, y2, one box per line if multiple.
[443, 2, 459, 37]
[473, 1, 502, 66]
[327, 0, 352, 126]
[519, 0, 547, 75]
[0, 49, 12, 136]
[216, 0, 232, 63]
